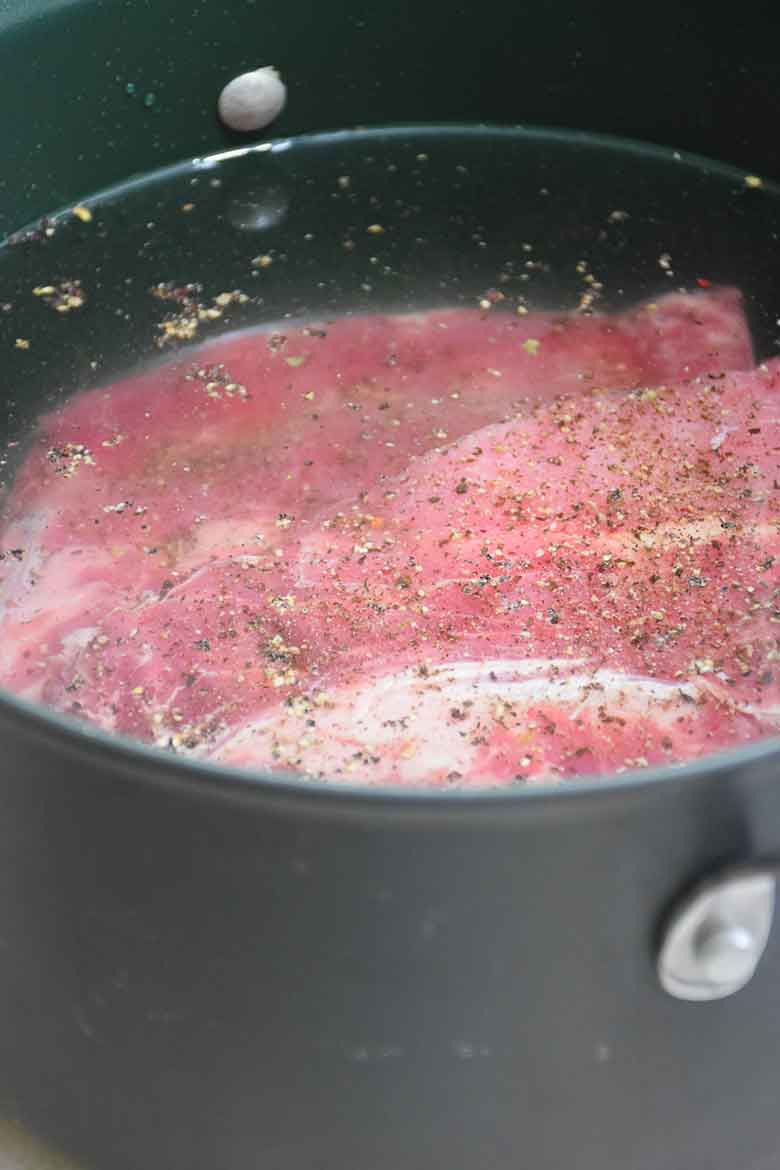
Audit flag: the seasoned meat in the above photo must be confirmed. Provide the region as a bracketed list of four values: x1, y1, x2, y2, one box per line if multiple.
[0, 289, 769, 787]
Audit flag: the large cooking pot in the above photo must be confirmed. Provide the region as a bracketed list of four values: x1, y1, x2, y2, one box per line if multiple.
[2, 3, 780, 1168]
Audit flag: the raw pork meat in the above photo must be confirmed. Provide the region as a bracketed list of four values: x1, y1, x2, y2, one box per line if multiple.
[1, 287, 774, 788]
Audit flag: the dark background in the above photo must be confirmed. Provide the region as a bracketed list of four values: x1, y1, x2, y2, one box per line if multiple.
[0, 0, 777, 232]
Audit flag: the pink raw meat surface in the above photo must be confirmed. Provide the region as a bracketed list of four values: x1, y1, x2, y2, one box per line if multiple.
[0, 288, 752, 684]
[0, 287, 774, 788]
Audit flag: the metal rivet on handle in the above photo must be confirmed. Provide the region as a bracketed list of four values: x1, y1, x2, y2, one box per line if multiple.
[657, 869, 775, 1001]
[695, 922, 758, 985]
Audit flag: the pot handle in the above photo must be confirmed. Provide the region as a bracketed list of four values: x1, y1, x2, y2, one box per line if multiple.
[657, 865, 777, 1001]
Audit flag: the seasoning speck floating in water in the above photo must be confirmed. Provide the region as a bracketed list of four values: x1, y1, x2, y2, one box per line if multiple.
[33, 280, 85, 313]
[217, 66, 287, 133]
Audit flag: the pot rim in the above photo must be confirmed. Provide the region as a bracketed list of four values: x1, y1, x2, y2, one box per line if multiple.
[2, 680, 778, 809]
[14, 121, 780, 240]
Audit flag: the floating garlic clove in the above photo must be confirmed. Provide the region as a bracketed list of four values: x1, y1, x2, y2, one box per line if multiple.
[217, 66, 287, 133]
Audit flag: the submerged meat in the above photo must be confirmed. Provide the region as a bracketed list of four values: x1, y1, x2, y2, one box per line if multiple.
[1, 288, 775, 787]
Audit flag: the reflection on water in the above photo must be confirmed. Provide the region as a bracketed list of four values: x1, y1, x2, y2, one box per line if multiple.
[226, 185, 289, 231]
